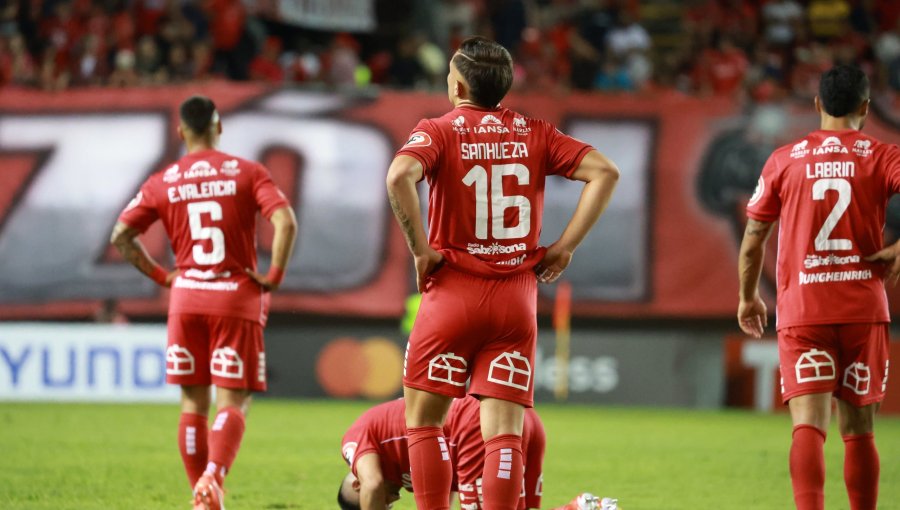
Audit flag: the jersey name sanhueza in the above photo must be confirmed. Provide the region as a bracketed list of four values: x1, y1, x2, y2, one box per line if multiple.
[397, 105, 593, 278]
[118, 149, 289, 324]
[747, 130, 900, 328]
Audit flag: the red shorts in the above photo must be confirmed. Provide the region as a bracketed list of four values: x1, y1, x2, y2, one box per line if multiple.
[778, 323, 890, 406]
[166, 313, 267, 392]
[404, 266, 537, 407]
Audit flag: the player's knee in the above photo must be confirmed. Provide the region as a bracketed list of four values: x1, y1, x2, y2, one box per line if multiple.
[838, 404, 876, 435]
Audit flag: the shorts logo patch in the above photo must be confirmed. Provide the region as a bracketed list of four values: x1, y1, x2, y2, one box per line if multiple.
[428, 352, 468, 386]
[535, 473, 543, 496]
[404, 131, 432, 148]
[342, 441, 358, 465]
[258, 352, 266, 383]
[843, 362, 871, 395]
[795, 349, 836, 383]
[211, 347, 244, 379]
[166, 344, 195, 375]
[487, 351, 532, 391]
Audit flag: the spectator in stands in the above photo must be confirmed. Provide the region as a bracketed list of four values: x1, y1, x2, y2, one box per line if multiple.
[38, 45, 69, 91]
[135, 34, 166, 84]
[607, 12, 651, 60]
[71, 33, 107, 86]
[390, 33, 426, 89]
[594, 54, 634, 92]
[168, 42, 193, 82]
[696, 35, 749, 97]
[108, 47, 138, 86]
[250, 36, 284, 83]
[5, 32, 36, 87]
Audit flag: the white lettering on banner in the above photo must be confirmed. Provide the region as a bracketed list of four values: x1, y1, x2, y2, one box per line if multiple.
[277, 0, 375, 32]
[167, 180, 237, 203]
[798, 270, 872, 284]
[460, 142, 528, 160]
[0, 323, 177, 402]
[533, 346, 619, 394]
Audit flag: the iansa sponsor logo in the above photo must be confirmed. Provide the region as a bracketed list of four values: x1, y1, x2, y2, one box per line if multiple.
[812, 136, 848, 155]
[184, 160, 218, 179]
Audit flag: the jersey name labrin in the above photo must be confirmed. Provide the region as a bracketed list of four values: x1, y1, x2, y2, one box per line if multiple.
[806, 162, 855, 179]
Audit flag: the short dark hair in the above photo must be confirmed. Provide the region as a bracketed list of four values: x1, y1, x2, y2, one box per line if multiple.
[337, 482, 360, 510]
[452, 36, 513, 108]
[179, 95, 218, 135]
[818, 65, 869, 118]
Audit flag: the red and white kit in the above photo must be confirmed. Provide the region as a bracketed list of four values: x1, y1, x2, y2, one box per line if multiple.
[445, 396, 545, 510]
[340, 396, 545, 509]
[397, 105, 593, 406]
[118, 149, 289, 391]
[747, 130, 899, 404]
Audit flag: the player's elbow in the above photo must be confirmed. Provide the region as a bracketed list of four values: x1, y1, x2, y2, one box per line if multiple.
[573, 151, 620, 183]
[109, 222, 133, 249]
[271, 206, 298, 235]
[386, 156, 423, 190]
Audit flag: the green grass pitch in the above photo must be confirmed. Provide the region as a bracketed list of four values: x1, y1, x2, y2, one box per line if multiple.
[1, 400, 898, 509]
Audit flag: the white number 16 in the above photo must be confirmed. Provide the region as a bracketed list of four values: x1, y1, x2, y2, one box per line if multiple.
[462, 163, 531, 240]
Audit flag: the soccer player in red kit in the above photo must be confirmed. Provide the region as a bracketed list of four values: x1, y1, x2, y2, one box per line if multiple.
[337, 396, 548, 510]
[386, 36, 620, 510]
[738, 66, 895, 510]
[110, 96, 297, 510]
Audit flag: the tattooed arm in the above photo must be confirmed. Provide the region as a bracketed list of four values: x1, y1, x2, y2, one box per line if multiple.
[110, 221, 178, 287]
[386, 155, 443, 293]
[737, 218, 775, 337]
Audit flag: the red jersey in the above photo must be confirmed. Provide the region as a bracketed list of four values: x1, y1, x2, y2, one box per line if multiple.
[118, 149, 289, 324]
[397, 105, 593, 279]
[747, 129, 900, 328]
[341, 398, 412, 492]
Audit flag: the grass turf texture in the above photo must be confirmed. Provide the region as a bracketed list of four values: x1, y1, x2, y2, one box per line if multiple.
[1, 400, 898, 509]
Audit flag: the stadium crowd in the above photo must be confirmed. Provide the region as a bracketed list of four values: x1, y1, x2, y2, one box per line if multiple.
[1, 0, 899, 103]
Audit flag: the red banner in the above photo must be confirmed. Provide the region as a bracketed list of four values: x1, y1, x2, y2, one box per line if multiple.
[1, 83, 899, 319]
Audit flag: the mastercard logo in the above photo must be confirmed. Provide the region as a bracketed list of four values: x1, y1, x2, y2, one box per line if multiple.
[315, 336, 404, 398]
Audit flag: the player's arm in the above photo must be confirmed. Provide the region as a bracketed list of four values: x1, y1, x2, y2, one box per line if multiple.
[737, 218, 775, 338]
[386, 155, 443, 293]
[536, 150, 620, 283]
[246, 205, 297, 291]
[865, 239, 900, 285]
[109, 221, 178, 287]
[355, 453, 390, 510]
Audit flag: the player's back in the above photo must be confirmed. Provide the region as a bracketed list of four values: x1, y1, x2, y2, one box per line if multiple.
[341, 398, 411, 490]
[749, 130, 900, 327]
[139, 149, 287, 322]
[398, 105, 592, 279]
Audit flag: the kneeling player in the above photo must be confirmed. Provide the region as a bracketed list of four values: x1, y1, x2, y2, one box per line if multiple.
[337, 396, 617, 510]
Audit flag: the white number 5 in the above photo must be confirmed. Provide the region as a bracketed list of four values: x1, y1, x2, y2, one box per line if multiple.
[812, 178, 852, 251]
[187, 201, 225, 264]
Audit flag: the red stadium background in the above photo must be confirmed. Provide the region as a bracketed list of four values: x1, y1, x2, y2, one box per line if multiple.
[2, 82, 900, 321]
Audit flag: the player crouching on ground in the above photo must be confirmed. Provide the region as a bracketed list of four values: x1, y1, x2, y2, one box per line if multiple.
[111, 95, 297, 510]
[337, 395, 619, 510]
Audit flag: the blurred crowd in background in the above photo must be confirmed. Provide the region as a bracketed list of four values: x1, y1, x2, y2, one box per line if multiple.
[1, 0, 899, 105]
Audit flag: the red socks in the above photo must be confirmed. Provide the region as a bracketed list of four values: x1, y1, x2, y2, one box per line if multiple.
[790, 425, 826, 510]
[206, 407, 246, 486]
[482, 434, 524, 510]
[178, 413, 209, 488]
[407, 426, 452, 510]
[843, 433, 879, 510]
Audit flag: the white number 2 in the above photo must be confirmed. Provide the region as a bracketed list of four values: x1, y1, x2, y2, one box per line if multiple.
[187, 201, 225, 264]
[812, 178, 852, 251]
[462, 163, 531, 240]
